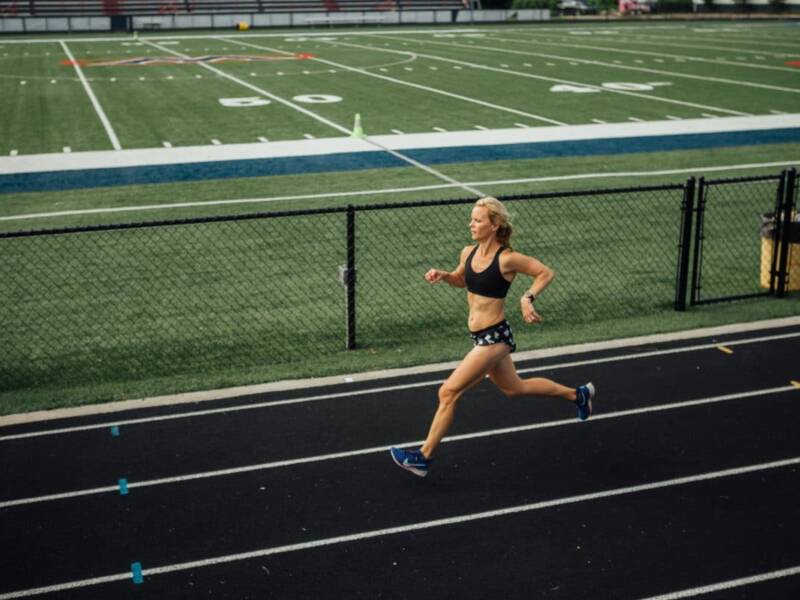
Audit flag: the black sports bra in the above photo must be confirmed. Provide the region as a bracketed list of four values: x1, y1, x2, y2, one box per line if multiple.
[464, 245, 512, 299]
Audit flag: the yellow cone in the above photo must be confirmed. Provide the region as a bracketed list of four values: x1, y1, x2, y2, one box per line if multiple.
[351, 113, 365, 138]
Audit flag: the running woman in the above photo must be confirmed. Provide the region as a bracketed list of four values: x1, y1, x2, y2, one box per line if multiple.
[390, 197, 594, 477]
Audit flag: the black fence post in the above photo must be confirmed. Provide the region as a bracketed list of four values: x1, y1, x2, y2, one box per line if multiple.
[775, 168, 797, 298]
[768, 170, 787, 295]
[345, 205, 357, 349]
[674, 176, 695, 311]
[689, 177, 706, 306]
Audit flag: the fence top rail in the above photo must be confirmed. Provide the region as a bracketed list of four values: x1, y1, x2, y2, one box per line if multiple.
[701, 173, 784, 187]
[0, 205, 348, 240]
[0, 181, 689, 240]
[355, 182, 687, 213]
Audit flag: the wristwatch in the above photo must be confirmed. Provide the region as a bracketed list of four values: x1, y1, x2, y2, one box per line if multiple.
[524, 292, 536, 304]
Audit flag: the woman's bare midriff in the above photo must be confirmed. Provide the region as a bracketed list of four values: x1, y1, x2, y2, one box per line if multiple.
[467, 293, 506, 332]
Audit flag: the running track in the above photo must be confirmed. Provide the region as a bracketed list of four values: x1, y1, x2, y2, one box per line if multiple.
[2, 321, 800, 599]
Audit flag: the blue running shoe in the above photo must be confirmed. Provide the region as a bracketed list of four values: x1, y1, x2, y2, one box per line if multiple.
[390, 447, 431, 477]
[576, 382, 595, 421]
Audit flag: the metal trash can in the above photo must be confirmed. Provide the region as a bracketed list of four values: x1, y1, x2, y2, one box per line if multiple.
[760, 212, 800, 291]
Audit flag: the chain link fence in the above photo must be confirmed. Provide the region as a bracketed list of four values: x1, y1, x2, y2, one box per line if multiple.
[1, 172, 796, 396]
[690, 169, 798, 305]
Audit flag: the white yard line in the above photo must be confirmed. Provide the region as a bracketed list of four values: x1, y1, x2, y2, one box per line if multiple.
[339, 36, 751, 117]
[565, 34, 796, 60]
[225, 37, 567, 127]
[492, 34, 800, 75]
[58, 41, 122, 151]
[484, 35, 800, 94]
[2, 158, 798, 222]
[1, 456, 798, 599]
[139, 38, 351, 136]
[175, 36, 483, 197]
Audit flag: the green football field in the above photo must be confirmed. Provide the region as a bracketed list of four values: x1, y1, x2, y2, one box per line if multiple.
[1, 20, 800, 413]
[1, 20, 799, 229]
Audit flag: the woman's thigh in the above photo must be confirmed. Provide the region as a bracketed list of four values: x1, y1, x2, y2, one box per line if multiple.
[487, 354, 522, 395]
[443, 343, 511, 395]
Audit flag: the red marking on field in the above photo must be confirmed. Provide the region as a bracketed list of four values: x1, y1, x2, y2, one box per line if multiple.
[787, 61, 800, 68]
[59, 53, 317, 67]
[59, 59, 90, 67]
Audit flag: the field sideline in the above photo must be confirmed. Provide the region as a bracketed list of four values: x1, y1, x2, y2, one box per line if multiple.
[1, 20, 799, 412]
[1, 20, 799, 227]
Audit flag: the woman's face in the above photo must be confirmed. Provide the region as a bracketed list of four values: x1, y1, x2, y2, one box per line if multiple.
[470, 206, 497, 242]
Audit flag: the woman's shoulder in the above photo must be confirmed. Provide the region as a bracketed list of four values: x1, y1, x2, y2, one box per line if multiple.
[499, 248, 533, 266]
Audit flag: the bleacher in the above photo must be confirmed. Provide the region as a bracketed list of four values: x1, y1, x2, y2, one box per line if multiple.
[0, 0, 466, 16]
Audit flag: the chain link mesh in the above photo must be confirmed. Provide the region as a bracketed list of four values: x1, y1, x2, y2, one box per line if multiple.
[692, 175, 783, 304]
[3, 175, 793, 397]
[0, 212, 347, 391]
[355, 186, 687, 350]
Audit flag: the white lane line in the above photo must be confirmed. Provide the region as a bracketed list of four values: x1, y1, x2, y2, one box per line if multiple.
[226, 37, 567, 127]
[59, 41, 122, 151]
[637, 565, 800, 600]
[2, 330, 798, 442]
[1, 384, 796, 509]
[2, 456, 798, 599]
[3, 158, 798, 223]
[339, 36, 750, 117]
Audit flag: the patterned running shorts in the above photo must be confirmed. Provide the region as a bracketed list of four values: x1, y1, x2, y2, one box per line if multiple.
[469, 319, 516, 353]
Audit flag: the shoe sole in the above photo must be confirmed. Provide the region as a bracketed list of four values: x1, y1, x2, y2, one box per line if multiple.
[390, 450, 428, 478]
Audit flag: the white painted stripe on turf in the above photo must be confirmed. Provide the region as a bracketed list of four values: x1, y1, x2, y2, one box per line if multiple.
[3, 114, 797, 175]
[347, 36, 750, 116]
[139, 39, 352, 137]
[58, 41, 122, 151]
[203, 37, 484, 197]
[1, 456, 798, 599]
[2, 158, 798, 222]
[225, 37, 567, 127]
[1, 384, 796, 509]
[636, 565, 800, 600]
[492, 33, 800, 74]
[2, 330, 798, 442]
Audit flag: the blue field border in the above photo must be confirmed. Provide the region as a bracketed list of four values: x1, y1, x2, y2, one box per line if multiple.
[3, 128, 799, 194]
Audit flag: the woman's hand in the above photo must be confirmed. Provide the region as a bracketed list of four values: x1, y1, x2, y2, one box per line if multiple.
[425, 269, 448, 284]
[521, 298, 543, 324]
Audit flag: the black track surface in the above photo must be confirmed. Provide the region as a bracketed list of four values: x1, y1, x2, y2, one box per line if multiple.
[2, 324, 799, 599]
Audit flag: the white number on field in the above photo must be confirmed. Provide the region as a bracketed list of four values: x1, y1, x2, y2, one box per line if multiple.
[219, 97, 271, 107]
[292, 94, 342, 104]
[550, 82, 672, 93]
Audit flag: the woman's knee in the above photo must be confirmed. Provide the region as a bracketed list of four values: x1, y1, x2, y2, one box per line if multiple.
[438, 384, 460, 407]
[500, 385, 525, 399]
[488, 375, 523, 398]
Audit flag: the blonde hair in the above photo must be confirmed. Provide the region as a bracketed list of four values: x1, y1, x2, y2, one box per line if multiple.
[475, 197, 513, 249]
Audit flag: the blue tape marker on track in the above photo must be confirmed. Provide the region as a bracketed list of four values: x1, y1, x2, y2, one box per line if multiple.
[131, 562, 143, 584]
[118, 478, 128, 495]
[110, 426, 119, 437]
